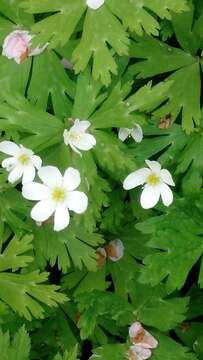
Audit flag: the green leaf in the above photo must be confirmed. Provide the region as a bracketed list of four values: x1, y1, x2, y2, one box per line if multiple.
[137, 197, 203, 293]
[131, 282, 189, 331]
[90, 343, 128, 360]
[0, 93, 64, 151]
[0, 326, 30, 360]
[0, 234, 33, 272]
[28, 50, 75, 118]
[152, 333, 197, 360]
[130, 36, 195, 78]
[53, 346, 79, 360]
[130, 35, 201, 133]
[0, 271, 67, 320]
[72, 5, 129, 85]
[108, 0, 188, 37]
[76, 290, 134, 339]
[0, 56, 31, 95]
[153, 62, 201, 134]
[34, 224, 104, 273]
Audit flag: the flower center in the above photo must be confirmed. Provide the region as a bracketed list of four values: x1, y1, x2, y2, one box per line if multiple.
[147, 173, 160, 186]
[68, 131, 82, 143]
[18, 154, 30, 165]
[51, 187, 66, 202]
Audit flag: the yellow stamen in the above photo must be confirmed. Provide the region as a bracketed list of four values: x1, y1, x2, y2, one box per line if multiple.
[147, 174, 160, 186]
[51, 187, 65, 202]
[68, 131, 81, 142]
[18, 154, 30, 165]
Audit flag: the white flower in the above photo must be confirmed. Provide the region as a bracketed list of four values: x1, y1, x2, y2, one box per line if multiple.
[2, 30, 48, 64]
[118, 124, 143, 143]
[128, 345, 152, 360]
[86, 0, 104, 10]
[129, 322, 158, 349]
[22, 166, 88, 232]
[123, 160, 175, 209]
[0, 141, 42, 184]
[105, 239, 124, 262]
[63, 119, 96, 156]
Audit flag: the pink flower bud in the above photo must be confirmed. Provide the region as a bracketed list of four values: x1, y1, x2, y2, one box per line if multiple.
[128, 345, 152, 360]
[129, 322, 158, 349]
[96, 247, 107, 268]
[105, 239, 124, 262]
[2, 30, 48, 64]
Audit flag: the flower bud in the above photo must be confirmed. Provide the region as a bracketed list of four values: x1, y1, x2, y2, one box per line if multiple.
[105, 239, 124, 262]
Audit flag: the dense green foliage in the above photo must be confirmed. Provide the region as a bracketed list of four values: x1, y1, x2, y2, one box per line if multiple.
[0, 0, 203, 359]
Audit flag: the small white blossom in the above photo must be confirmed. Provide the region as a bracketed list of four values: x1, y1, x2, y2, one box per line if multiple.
[86, 0, 104, 10]
[128, 345, 152, 360]
[22, 166, 88, 232]
[129, 322, 158, 349]
[123, 160, 175, 209]
[0, 141, 42, 184]
[118, 124, 143, 143]
[63, 119, 96, 156]
[105, 239, 124, 262]
[2, 30, 48, 64]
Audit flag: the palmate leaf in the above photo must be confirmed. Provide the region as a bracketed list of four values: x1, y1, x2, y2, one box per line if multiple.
[90, 334, 196, 360]
[53, 346, 79, 360]
[130, 281, 189, 331]
[31, 308, 77, 358]
[0, 188, 31, 235]
[137, 197, 203, 293]
[0, 271, 67, 321]
[20, 0, 188, 84]
[90, 343, 128, 360]
[76, 290, 134, 339]
[33, 224, 104, 273]
[0, 234, 67, 320]
[0, 326, 30, 360]
[0, 234, 33, 271]
[28, 50, 75, 118]
[0, 56, 31, 95]
[0, 92, 64, 151]
[130, 35, 201, 133]
[131, 124, 188, 166]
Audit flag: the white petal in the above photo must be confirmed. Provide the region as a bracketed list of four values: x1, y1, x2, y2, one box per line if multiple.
[29, 42, 48, 56]
[75, 133, 96, 151]
[73, 119, 91, 131]
[130, 345, 152, 360]
[66, 191, 88, 214]
[54, 204, 70, 231]
[8, 166, 23, 183]
[22, 182, 50, 200]
[123, 168, 150, 190]
[19, 144, 33, 156]
[131, 124, 143, 143]
[86, 0, 104, 9]
[160, 183, 173, 207]
[69, 142, 82, 156]
[31, 155, 42, 170]
[160, 169, 175, 186]
[118, 128, 130, 142]
[63, 167, 81, 191]
[31, 200, 55, 222]
[38, 166, 62, 187]
[0, 141, 19, 155]
[145, 160, 161, 173]
[22, 165, 36, 184]
[63, 129, 69, 145]
[140, 184, 161, 209]
[2, 157, 16, 170]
